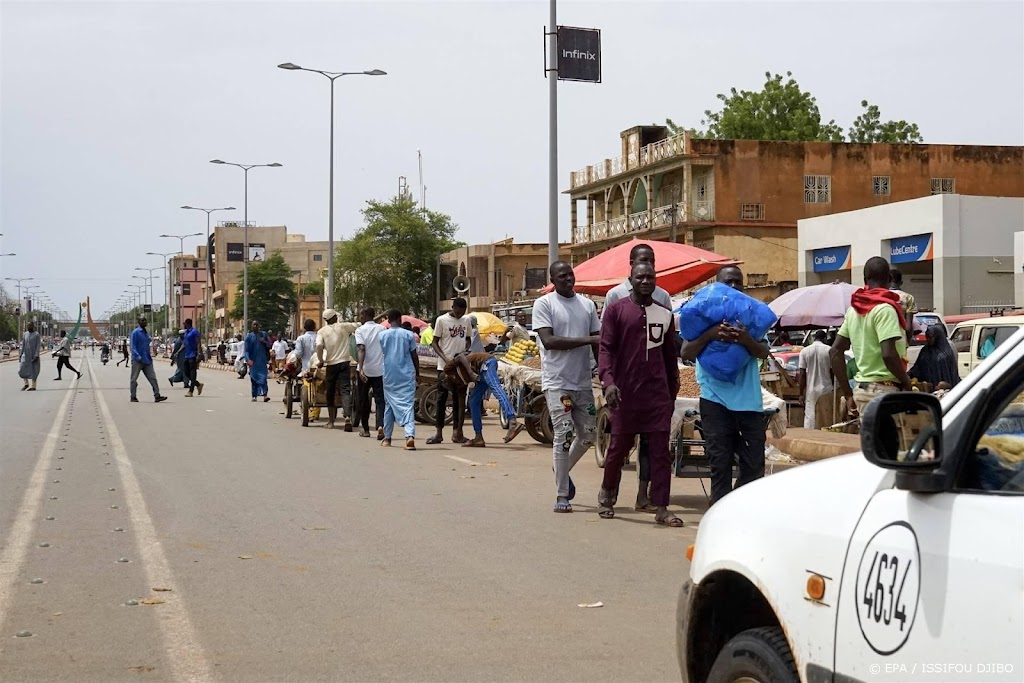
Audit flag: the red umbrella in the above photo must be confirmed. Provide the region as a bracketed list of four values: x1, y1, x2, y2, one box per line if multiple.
[543, 239, 740, 296]
[380, 314, 431, 330]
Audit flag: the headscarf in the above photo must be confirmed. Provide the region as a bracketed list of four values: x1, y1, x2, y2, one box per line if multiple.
[910, 324, 960, 388]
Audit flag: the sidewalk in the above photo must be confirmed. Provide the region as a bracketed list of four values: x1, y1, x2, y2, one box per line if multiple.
[768, 427, 862, 462]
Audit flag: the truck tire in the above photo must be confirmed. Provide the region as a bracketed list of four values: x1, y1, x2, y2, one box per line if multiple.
[706, 626, 798, 683]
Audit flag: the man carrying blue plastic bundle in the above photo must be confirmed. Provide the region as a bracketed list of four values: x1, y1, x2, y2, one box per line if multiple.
[679, 266, 771, 505]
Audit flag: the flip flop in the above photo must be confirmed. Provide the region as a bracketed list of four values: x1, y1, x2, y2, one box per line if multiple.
[553, 501, 573, 513]
[656, 515, 685, 527]
[502, 423, 525, 443]
[598, 506, 615, 519]
[426, 435, 443, 445]
[634, 503, 658, 513]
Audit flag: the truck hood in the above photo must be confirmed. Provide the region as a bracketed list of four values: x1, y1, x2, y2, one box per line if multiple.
[690, 453, 892, 583]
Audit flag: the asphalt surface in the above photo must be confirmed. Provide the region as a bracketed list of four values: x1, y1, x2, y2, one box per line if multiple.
[1, 351, 706, 682]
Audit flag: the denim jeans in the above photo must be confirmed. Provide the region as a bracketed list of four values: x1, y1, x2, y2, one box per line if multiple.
[468, 357, 515, 433]
[545, 388, 597, 498]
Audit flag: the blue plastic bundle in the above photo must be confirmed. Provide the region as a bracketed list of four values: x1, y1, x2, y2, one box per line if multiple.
[677, 282, 778, 382]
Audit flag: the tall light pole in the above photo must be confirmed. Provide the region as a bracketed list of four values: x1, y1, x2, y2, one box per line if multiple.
[180, 205, 235, 341]
[135, 266, 163, 334]
[4, 276, 33, 338]
[277, 62, 386, 309]
[132, 275, 154, 329]
[158, 232, 201, 333]
[209, 160, 282, 332]
[145, 253, 176, 337]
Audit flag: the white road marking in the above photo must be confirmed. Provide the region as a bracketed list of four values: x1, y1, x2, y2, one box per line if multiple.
[443, 454, 482, 466]
[0, 379, 75, 635]
[91, 360, 215, 682]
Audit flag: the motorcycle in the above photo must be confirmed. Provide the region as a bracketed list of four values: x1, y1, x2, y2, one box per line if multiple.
[100, 347, 110, 365]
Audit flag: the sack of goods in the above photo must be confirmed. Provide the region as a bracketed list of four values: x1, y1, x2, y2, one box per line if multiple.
[504, 339, 539, 365]
[677, 282, 777, 383]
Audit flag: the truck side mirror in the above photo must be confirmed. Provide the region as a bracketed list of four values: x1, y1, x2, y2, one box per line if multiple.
[861, 393, 943, 470]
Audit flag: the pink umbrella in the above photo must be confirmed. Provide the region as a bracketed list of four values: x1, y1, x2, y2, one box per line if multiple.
[380, 314, 430, 330]
[768, 282, 859, 328]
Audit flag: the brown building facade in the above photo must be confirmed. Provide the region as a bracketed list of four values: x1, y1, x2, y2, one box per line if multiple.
[567, 125, 1024, 296]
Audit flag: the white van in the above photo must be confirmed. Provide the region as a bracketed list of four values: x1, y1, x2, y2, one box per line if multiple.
[676, 326, 1024, 682]
[948, 315, 1024, 379]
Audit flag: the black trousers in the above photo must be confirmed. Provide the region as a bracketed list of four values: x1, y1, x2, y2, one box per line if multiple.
[435, 370, 465, 432]
[699, 398, 766, 505]
[357, 375, 385, 430]
[324, 362, 352, 417]
[56, 356, 78, 377]
[183, 358, 199, 389]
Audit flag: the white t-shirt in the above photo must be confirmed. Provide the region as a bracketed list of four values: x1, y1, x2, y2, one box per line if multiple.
[354, 321, 385, 377]
[532, 291, 601, 391]
[432, 314, 472, 370]
[272, 339, 289, 359]
[798, 341, 833, 395]
[316, 322, 360, 366]
[603, 278, 672, 311]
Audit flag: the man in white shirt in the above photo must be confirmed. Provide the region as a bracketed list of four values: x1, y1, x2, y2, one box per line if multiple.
[533, 261, 601, 513]
[501, 311, 531, 345]
[355, 307, 387, 440]
[797, 329, 834, 430]
[315, 308, 360, 431]
[601, 242, 672, 513]
[293, 319, 318, 372]
[271, 335, 289, 381]
[428, 297, 472, 444]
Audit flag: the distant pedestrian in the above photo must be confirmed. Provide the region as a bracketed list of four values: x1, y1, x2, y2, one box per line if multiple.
[680, 266, 770, 505]
[598, 262, 682, 526]
[182, 318, 204, 397]
[533, 261, 601, 513]
[272, 335, 289, 381]
[52, 330, 82, 381]
[889, 268, 916, 342]
[379, 309, 420, 450]
[830, 257, 912, 418]
[244, 321, 272, 402]
[130, 317, 167, 403]
[427, 298, 472, 444]
[117, 338, 130, 367]
[797, 330, 833, 429]
[19, 322, 42, 391]
[294, 319, 318, 372]
[315, 309, 360, 428]
[355, 307, 387, 440]
[169, 331, 189, 389]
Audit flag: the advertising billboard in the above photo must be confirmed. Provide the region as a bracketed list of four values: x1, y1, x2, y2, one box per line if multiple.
[557, 26, 601, 83]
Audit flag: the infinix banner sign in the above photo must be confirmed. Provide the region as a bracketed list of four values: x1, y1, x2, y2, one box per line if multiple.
[557, 26, 601, 83]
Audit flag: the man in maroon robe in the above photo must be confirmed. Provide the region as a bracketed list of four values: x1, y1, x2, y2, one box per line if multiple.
[597, 262, 684, 527]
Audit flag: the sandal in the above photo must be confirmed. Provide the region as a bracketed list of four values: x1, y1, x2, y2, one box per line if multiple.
[502, 422, 525, 443]
[553, 501, 573, 513]
[634, 503, 658, 513]
[404, 438, 416, 451]
[426, 435, 443, 445]
[656, 514, 685, 527]
[598, 506, 615, 519]
[463, 437, 486, 448]
[380, 439, 392, 448]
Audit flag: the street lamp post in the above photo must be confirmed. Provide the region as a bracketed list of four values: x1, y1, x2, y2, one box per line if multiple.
[278, 62, 386, 310]
[145, 252, 176, 336]
[209, 160, 282, 333]
[132, 275, 154, 330]
[4, 276, 33, 339]
[158, 232, 201, 333]
[181, 205, 235, 342]
[135, 267, 163, 334]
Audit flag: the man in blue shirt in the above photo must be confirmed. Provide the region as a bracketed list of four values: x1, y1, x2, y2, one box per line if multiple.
[182, 318, 204, 397]
[680, 267, 768, 504]
[130, 317, 168, 404]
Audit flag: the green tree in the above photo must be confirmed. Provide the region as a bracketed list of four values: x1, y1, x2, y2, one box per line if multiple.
[333, 195, 462, 319]
[229, 251, 297, 334]
[848, 100, 923, 143]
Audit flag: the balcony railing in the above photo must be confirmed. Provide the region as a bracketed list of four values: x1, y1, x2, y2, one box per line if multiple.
[608, 216, 627, 237]
[628, 211, 649, 232]
[691, 200, 714, 221]
[592, 221, 609, 240]
[652, 203, 685, 229]
[570, 132, 690, 190]
[573, 200, 707, 244]
[573, 225, 589, 243]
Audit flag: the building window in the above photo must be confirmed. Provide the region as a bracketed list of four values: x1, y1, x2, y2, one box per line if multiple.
[181, 284, 191, 295]
[740, 203, 765, 221]
[192, 260, 199, 268]
[313, 254, 323, 262]
[930, 178, 955, 195]
[872, 176, 891, 196]
[804, 175, 831, 204]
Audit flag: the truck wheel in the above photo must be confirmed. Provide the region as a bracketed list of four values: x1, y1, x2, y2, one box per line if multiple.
[706, 627, 798, 683]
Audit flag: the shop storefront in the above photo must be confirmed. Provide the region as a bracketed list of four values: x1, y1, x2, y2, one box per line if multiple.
[808, 245, 852, 285]
[888, 233, 934, 310]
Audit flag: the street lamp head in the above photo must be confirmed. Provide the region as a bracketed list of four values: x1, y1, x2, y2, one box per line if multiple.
[268, 163, 283, 168]
[223, 206, 237, 210]
[209, 159, 226, 165]
[159, 234, 171, 238]
[278, 62, 302, 70]
[181, 205, 194, 209]
[364, 69, 387, 76]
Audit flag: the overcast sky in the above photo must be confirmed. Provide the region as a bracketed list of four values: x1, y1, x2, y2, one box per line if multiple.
[2, 0, 1022, 318]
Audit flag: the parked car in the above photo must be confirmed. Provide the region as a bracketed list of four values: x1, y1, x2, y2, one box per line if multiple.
[909, 311, 946, 345]
[949, 314, 1024, 379]
[676, 326, 1024, 682]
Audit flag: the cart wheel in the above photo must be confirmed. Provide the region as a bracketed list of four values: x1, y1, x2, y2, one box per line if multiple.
[595, 407, 609, 467]
[284, 379, 294, 419]
[525, 395, 553, 444]
[301, 384, 310, 427]
[499, 409, 510, 430]
[419, 385, 453, 426]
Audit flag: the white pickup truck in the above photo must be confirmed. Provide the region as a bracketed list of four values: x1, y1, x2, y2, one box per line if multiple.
[677, 327, 1024, 682]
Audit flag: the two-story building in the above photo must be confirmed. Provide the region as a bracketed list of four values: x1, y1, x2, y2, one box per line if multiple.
[567, 125, 1024, 300]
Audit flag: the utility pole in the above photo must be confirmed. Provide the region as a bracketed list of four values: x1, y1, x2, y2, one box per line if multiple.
[547, 0, 559, 267]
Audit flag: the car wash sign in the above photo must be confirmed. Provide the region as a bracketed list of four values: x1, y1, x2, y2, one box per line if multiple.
[890, 234, 934, 264]
[557, 26, 601, 83]
[812, 245, 852, 272]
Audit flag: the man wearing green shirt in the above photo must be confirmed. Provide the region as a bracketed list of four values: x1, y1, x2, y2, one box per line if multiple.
[830, 257, 913, 417]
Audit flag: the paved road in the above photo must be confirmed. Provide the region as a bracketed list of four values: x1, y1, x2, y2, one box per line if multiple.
[1, 352, 705, 682]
